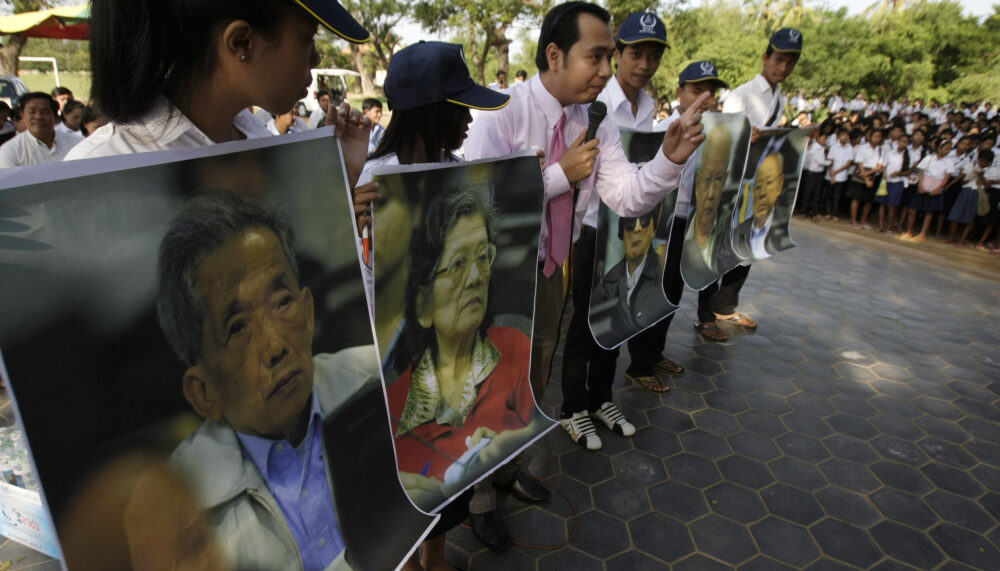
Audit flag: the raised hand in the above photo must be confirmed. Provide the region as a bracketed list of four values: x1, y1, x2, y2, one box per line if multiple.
[662, 91, 710, 164]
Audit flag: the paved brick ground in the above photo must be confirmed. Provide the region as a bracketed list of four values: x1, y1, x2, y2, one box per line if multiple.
[445, 221, 1000, 570]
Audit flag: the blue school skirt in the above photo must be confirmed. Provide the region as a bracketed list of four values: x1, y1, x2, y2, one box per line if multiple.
[910, 192, 944, 212]
[874, 181, 904, 206]
[947, 187, 979, 224]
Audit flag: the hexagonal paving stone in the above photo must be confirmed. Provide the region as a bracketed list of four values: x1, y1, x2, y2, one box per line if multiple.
[632, 426, 682, 458]
[738, 410, 788, 438]
[704, 389, 750, 414]
[868, 521, 945, 569]
[822, 434, 879, 465]
[592, 479, 650, 521]
[777, 433, 831, 463]
[673, 554, 732, 571]
[728, 432, 782, 462]
[560, 448, 614, 484]
[768, 456, 829, 491]
[871, 435, 929, 467]
[965, 440, 1000, 467]
[809, 518, 882, 568]
[675, 372, 716, 394]
[751, 516, 821, 568]
[538, 547, 603, 571]
[788, 393, 835, 417]
[692, 409, 742, 436]
[924, 490, 995, 533]
[918, 437, 977, 469]
[971, 465, 1000, 492]
[913, 396, 963, 420]
[647, 406, 696, 433]
[869, 459, 934, 494]
[870, 395, 921, 419]
[818, 458, 880, 493]
[704, 481, 766, 523]
[668, 388, 709, 412]
[537, 474, 593, 518]
[929, 523, 1000, 569]
[690, 514, 758, 565]
[920, 463, 985, 496]
[468, 546, 536, 570]
[869, 379, 918, 400]
[679, 429, 732, 461]
[914, 416, 970, 444]
[980, 491, 1000, 521]
[506, 506, 567, 549]
[740, 556, 798, 571]
[746, 392, 794, 415]
[870, 415, 924, 440]
[629, 512, 695, 563]
[605, 550, 672, 571]
[870, 488, 939, 530]
[760, 483, 824, 525]
[781, 411, 833, 439]
[718, 455, 774, 489]
[826, 413, 879, 440]
[569, 510, 630, 559]
[612, 450, 667, 487]
[664, 453, 722, 488]
[828, 395, 879, 419]
[871, 363, 914, 382]
[792, 375, 837, 396]
[649, 480, 709, 522]
[814, 485, 881, 527]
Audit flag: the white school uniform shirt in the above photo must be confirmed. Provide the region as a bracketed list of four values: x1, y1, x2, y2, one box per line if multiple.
[828, 142, 855, 183]
[65, 95, 272, 160]
[906, 146, 925, 185]
[884, 148, 907, 183]
[802, 140, 831, 173]
[948, 150, 972, 177]
[828, 96, 844, 114]
[854, 142, 884, 171]
[658, 109, 693, 216]
[309, 106, 327, 128]
[266, 117, 310, 135]
[722, 74, 785, 128]
[960, 159, 982, 188]
[917, 154, 956, 179]
[0, 128, 84, 167]
[463, 74, 684, 260]
[54, 122, 82, 137]
[583, 76, 664, 227]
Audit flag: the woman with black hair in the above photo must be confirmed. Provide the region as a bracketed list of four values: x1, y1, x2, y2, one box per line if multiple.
[66, 0, 371, 186]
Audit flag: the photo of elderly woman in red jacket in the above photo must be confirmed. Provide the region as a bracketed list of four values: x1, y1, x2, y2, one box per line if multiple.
[385, 184, 546, 513]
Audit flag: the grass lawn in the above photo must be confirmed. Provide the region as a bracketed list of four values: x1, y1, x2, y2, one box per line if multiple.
[20, 71, 92, 101]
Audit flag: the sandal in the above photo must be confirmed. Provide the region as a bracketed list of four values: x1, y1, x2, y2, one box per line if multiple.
[695, 321, 729, 342]
[654, 358, 685, 375]
[625, 372, 671, 394]
[715, 312, 758, 330]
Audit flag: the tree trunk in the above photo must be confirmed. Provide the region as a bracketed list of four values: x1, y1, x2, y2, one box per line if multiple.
[495, 24, 510, 74]
[0, 36, 28, 76]
[349, 43, 377, 95]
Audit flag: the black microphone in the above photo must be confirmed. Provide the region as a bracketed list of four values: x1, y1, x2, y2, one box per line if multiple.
[586, 101, 607, 143]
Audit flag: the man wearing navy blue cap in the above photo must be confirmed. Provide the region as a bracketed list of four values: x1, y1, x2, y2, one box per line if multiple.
[696, 27, 802, 340]
[556, 9, 675, 446]
[465, 1, 709, 452]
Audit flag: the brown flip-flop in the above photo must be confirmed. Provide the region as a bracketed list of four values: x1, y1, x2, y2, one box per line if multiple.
[716, 312, 758, 330]
[695, 321, 729, 342]
[654, 358, 685, 375]
[626, 372, 671, 394]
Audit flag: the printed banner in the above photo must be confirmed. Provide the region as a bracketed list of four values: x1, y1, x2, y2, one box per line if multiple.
[0, 131, 435, 571]
[371, 152, 555, 514]
[679, 113, 752, 290]
[588, 129, 680, 350]
[729, 127, 811, 263]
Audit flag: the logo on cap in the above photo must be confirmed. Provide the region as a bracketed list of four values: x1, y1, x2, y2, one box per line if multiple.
[700, 61, 714, 75]
[789, 29, 800, 42]
[639, 13, 657, 34]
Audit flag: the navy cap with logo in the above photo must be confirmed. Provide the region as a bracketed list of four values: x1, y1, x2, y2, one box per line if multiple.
[385, 42, 511, 112]
[293, 0, 370, 44]
[769, 27, 803, 54]
[679, 61, 729, 89]
[616, 9, 668, 46]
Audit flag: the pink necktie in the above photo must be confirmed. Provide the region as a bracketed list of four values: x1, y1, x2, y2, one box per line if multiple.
[543, 113, 572, 277]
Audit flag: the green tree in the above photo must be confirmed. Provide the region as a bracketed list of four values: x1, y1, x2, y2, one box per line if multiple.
[341, 0, 412, 94]
[414, 0, 549, 85]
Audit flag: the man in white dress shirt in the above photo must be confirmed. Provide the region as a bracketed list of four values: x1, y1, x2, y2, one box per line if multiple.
[697, 27, 801, 338]
[0, 93, 83, 168]
[559, 9, 673, 451]
[464, 1, 707, 449]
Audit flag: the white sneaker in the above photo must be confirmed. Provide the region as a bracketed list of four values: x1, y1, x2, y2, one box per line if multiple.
[592, 402, 636, 437]
[561, 411, 602, 450]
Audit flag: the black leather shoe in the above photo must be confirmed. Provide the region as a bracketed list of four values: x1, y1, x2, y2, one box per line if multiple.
[468, 510, 512, 552]
[507, 469, 551, 504]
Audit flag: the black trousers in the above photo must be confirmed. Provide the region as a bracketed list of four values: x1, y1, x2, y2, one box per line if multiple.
[697, 264, 751, 323]
[799, 170, 826, 215]
[561, 226, 617, 416]
[825, 180, 848, 217]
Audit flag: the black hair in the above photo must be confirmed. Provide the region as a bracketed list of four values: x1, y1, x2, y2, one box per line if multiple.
[317, 89, 331, 100]
[18, 92, 59, 116]
[516, 69, 528, 78]
[80, 105, 105, 136]
[51, 86, 73, 98]
[370, 101, 470, 164]
[61, 99, 85, 118]
[362, 97, 383, 112]
[90, 0, 299, 121]
[535, 2, 611, 71]
[0, 101, 10, 113]
[496, 70, 507, 78]
[980, 149, 995, 163]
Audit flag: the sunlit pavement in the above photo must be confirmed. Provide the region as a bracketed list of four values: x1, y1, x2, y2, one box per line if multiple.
[447, 220, 1000, 570]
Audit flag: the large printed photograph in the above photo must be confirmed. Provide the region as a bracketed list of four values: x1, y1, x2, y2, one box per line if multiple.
[371, 153, 555, 514]
[730, 127, 811, 262]
[588, 128, 680, 350]
[0, 132, 435, 571]
[679, 113, 752, 290]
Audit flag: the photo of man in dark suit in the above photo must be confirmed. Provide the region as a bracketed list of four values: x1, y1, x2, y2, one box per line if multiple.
[732, 151, 793, 260]
[681, 122, 733, 289]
